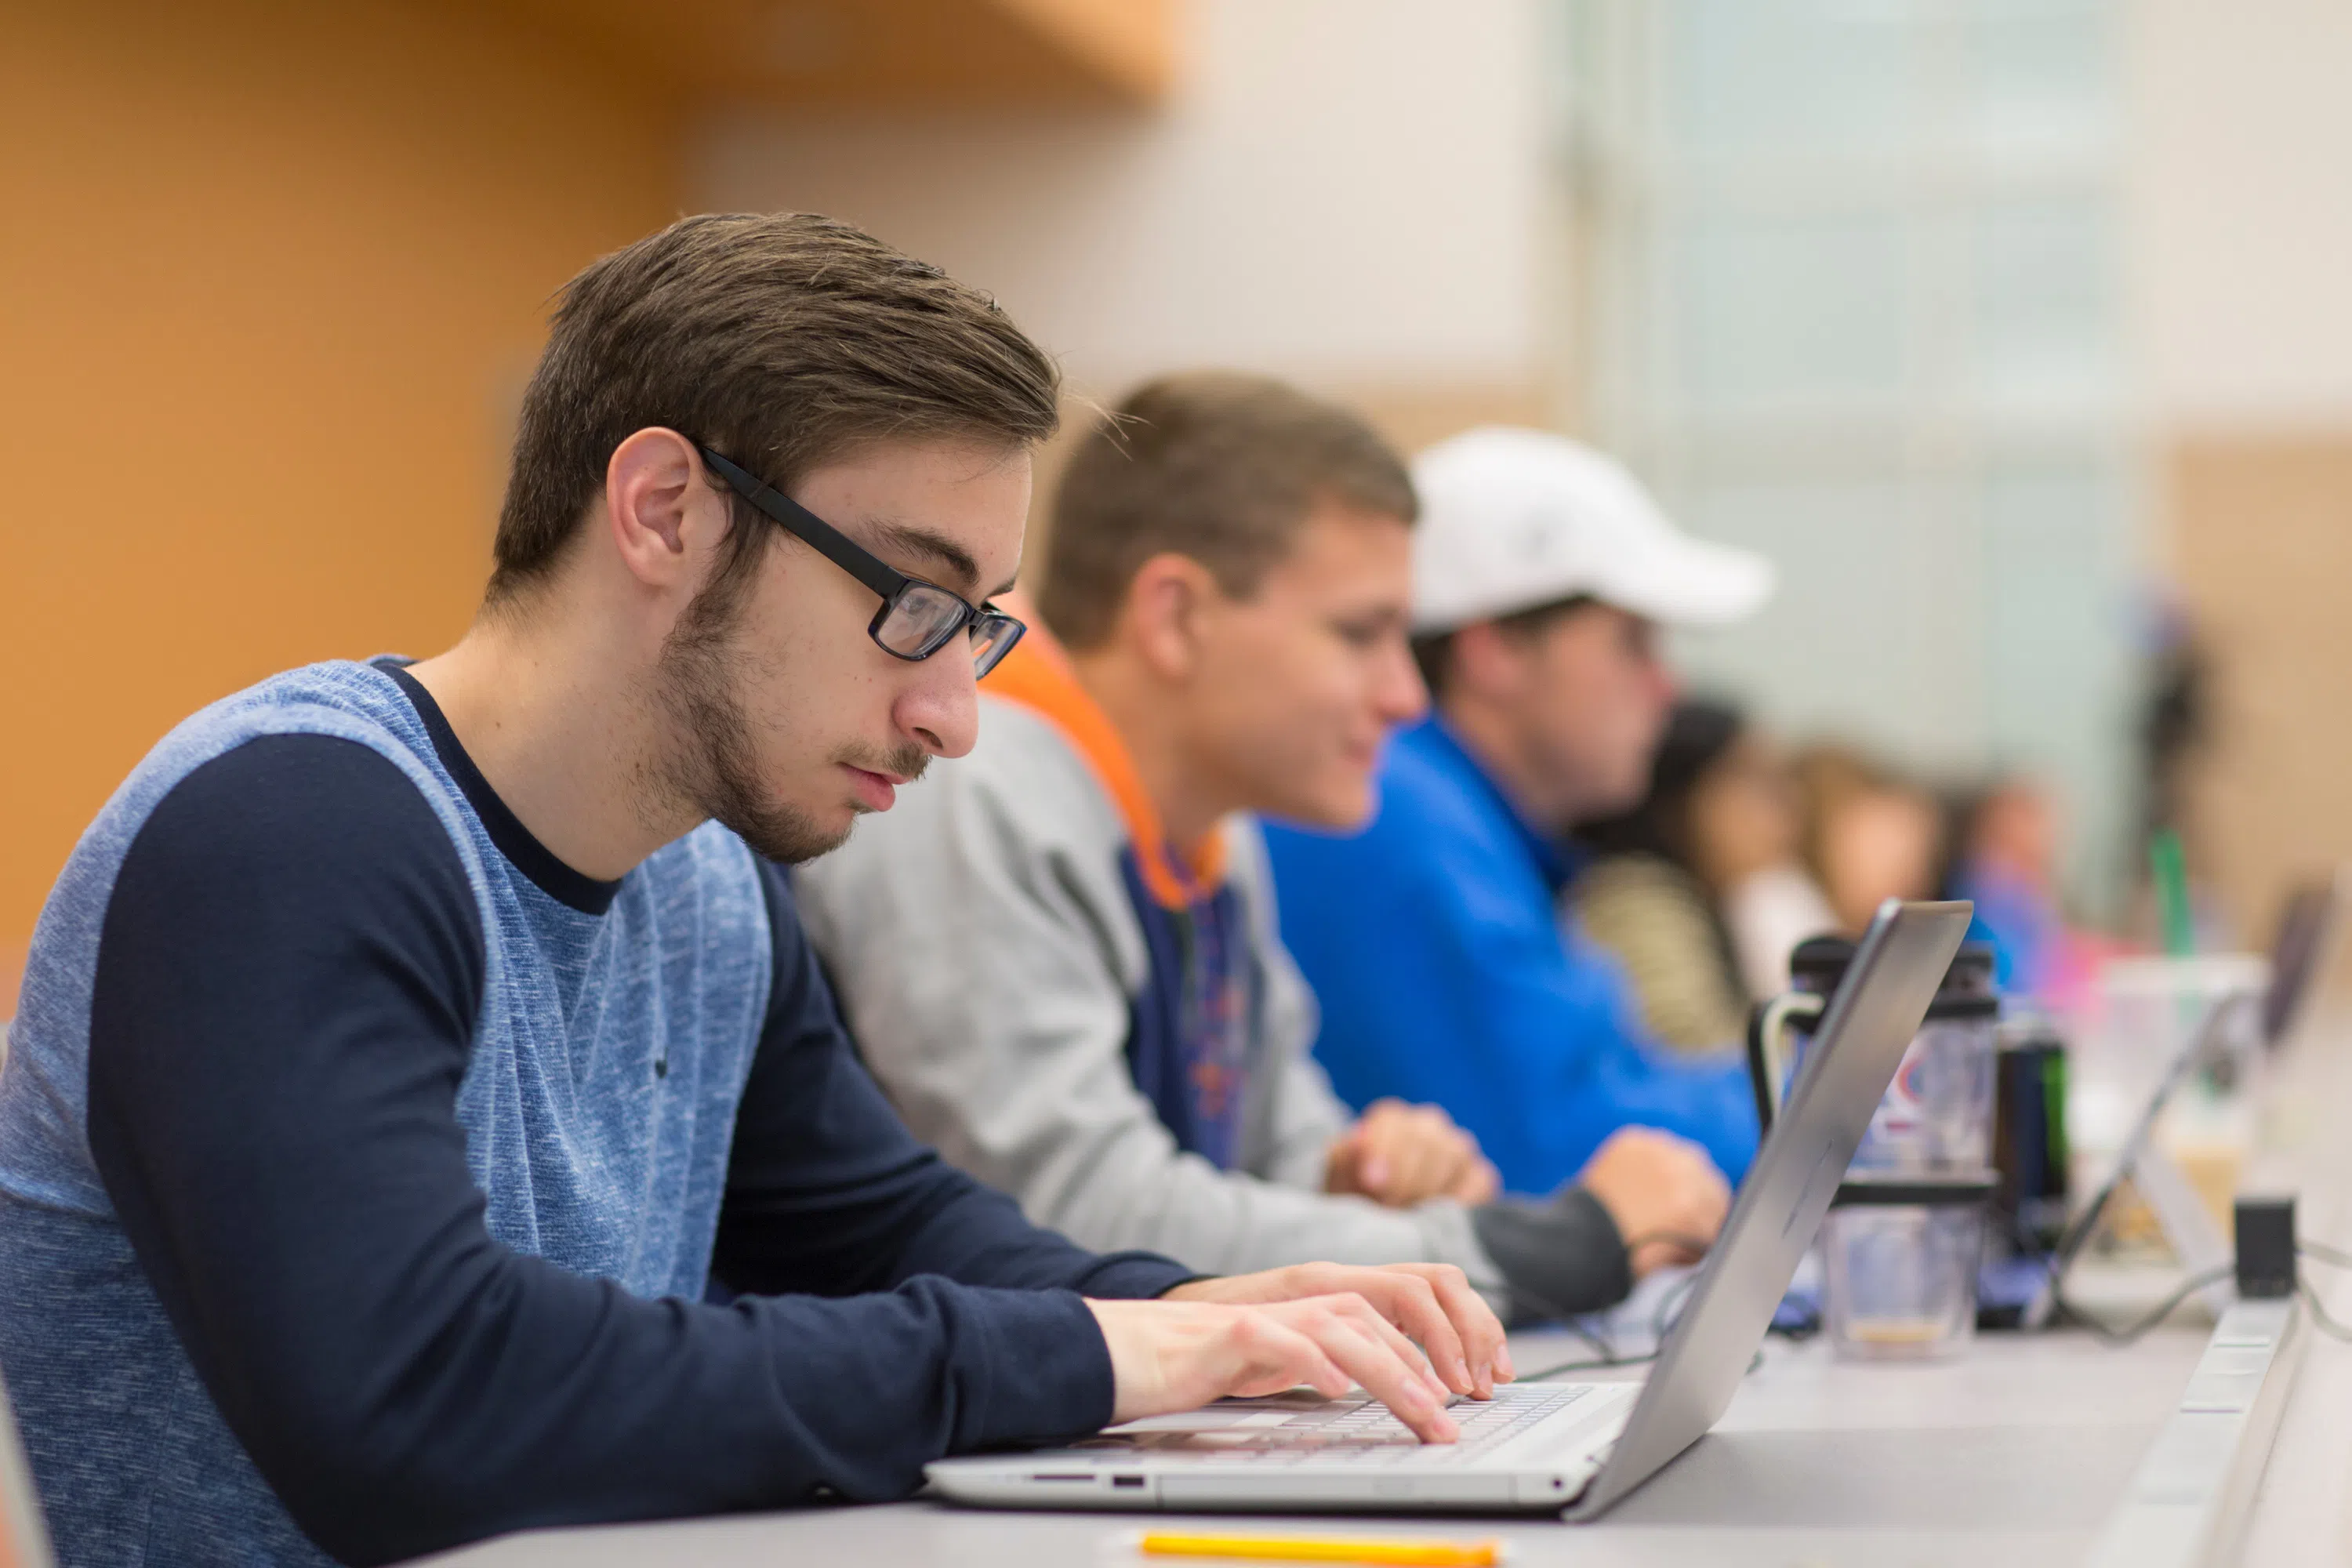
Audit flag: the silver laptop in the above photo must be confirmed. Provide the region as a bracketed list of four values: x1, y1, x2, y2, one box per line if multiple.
[2, 1368, 56, 1568]
[2020, 865, 2350, 1327]
[929, 898, 1973, 1519]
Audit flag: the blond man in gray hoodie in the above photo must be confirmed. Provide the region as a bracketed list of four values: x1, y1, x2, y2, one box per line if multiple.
[797, 373, 1728, 1321]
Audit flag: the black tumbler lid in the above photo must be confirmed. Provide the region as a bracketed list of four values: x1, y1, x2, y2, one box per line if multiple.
[1790, 934, 1998, 1019]
[1831, 1172, 1998, 1208]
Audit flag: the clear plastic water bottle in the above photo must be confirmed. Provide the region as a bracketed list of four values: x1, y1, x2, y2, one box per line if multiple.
[1751, 938, 2000, 1359]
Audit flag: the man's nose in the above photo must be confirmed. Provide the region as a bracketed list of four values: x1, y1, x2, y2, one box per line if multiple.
[1646, 651, 1679, 710]
[1378, 636, 1430, 727]
[898, 641, 982, 759]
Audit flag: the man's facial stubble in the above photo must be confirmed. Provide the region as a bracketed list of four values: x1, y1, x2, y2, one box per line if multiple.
[644, 555, 882, 866]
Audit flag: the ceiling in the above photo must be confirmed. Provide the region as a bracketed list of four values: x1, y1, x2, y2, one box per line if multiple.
[474, 0, 1174, 111]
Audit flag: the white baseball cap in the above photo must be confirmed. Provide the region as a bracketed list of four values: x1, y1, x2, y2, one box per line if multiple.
[1409, 426, 1776, 634]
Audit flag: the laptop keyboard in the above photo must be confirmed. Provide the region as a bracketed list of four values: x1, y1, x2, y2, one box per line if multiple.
[1087, 1384, 1595, 1466]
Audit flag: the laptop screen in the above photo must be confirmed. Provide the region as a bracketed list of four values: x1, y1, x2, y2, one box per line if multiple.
[0, 1372, 53, 1568]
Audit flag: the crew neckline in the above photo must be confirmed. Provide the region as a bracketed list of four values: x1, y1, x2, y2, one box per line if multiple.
[372, 657, 624, 916]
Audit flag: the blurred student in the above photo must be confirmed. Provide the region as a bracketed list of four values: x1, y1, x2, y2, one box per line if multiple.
[798, 376, 1730, 1325]
[1951, 779, 2059, 993]
[0, 221, 1512, 1568]
[1794, 744, 1947, 937]
[1572, 699, 1836, 1051]
[1261, 430, 1775, 1196]
[1950, 775, 2112, 1002]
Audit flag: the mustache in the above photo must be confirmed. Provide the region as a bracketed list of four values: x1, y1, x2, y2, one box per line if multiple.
[838, 742, 931, 786]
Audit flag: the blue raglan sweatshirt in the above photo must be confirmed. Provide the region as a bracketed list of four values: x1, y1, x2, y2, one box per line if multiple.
[1261, 717, 1759, 1195]
[0, 658, 1189, 1568]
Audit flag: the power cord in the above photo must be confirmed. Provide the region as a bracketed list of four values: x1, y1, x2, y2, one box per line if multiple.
[1468, 1229, 1709, 1378]
[1483, 1213, 2352, 1368]
[2010, 1202, 2352, 1348]
[2005, 1200, 2233, 1346]
[2298, 1239, 2352, 1271]
[2054, 1264, 2235, 1347]
[2301, 1283, 2352, 1343]
[1491, 1258, 1791, 1383]
[2291, 1241, 2352, 1343]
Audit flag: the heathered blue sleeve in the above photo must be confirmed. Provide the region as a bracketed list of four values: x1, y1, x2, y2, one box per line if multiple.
[85, 737, 1178, 1568]
[715, 862, 1196, 1304]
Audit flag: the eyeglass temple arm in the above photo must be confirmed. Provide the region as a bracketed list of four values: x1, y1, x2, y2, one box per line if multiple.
[696, 446, 907, 601]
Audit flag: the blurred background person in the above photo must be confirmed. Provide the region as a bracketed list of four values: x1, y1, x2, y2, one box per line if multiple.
[1795, 745, 1947, 939]
[1570, 698, 1835, 1052]
[1949, 776, 2065, 996]
[1947, 775, 2122, 1007]
[1263, 428, 1776, 1196]
[2127, 598, 2231, 953]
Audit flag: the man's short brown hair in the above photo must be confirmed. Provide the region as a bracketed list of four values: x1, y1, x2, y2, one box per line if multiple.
[1039, 372, 1417, 650]
[491, 212, 1061, 604]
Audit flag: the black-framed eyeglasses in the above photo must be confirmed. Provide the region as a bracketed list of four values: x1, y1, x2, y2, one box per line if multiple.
[697, 445, 1026, 678]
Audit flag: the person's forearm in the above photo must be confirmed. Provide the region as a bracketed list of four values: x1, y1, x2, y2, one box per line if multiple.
[296, 1270, 1120, 1559]
[115, 1138, 1131, 1566]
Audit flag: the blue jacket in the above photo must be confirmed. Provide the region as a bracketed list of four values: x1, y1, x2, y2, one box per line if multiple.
[1261, 718, 1759, 1195]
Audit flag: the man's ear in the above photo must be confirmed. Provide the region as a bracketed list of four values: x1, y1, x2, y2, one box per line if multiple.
[1446, 620, 1528, 702]
[1123, 552, 1221, 681]
[604, 428, 731, 595]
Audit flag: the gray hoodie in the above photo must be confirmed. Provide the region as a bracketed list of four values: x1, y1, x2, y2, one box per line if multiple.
[794, 677, 1504, 1281]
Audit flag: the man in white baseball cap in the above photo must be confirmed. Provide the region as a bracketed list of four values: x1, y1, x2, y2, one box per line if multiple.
[1262, 428, 1777, 1202]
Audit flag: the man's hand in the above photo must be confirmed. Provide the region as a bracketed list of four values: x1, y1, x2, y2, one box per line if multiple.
[1324, 1100, 1500, 1208]
[1087, 1264, 1512, 1443]
[1573, 1127, 1731, 1279]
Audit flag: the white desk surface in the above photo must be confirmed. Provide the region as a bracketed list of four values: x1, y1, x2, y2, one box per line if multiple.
[431, 1322, 2209, 1568]
[433, 1019, 2352, 1568]
[2230, 1014, 2352, 1567]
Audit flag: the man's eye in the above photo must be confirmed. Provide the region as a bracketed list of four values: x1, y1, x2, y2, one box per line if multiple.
[1334, 620, 1386, 649]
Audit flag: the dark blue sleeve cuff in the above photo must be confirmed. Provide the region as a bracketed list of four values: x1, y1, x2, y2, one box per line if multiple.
[1069, 1251, 1199, 1301]
[961, 1287, 1120, 1444]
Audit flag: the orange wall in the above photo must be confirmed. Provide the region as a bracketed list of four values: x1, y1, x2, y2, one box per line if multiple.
[0, 0, 679, 954]
[2171, 431, 2352, 944]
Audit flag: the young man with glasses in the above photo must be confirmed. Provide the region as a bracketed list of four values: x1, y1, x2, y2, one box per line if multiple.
[796, 374, 1732, 1328]
[0, 218, 1505, 1568]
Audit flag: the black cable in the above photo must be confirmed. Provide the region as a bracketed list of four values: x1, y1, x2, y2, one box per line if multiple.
[1494, 1222, 1825, 1383]
[1650, 1269, 1702, 1337]
[1495, 1294, 1653, 1382]
[1464, 1272, 1624, 1369]
[2051, 1264, 2235, 1347]
[1497, 1217, 2352, 1372]
[1487, 1290, 1619, 1365]
[2297, 1239, 2352, 1271]
[1509, 1336, 1637, 1382]
[2295, 1240, 2352, 1341]
[2002, 1202, 2352, 1347]
[1996, 1203, 2220, 1346]
[1468, 1226, 1719, 1368]
[2300, 1283, 2352, 1343]
[1515, 1264, 1725, 1382]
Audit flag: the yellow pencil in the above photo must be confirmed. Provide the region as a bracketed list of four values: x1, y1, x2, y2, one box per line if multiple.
[1137, 1531, 1504, 1566]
